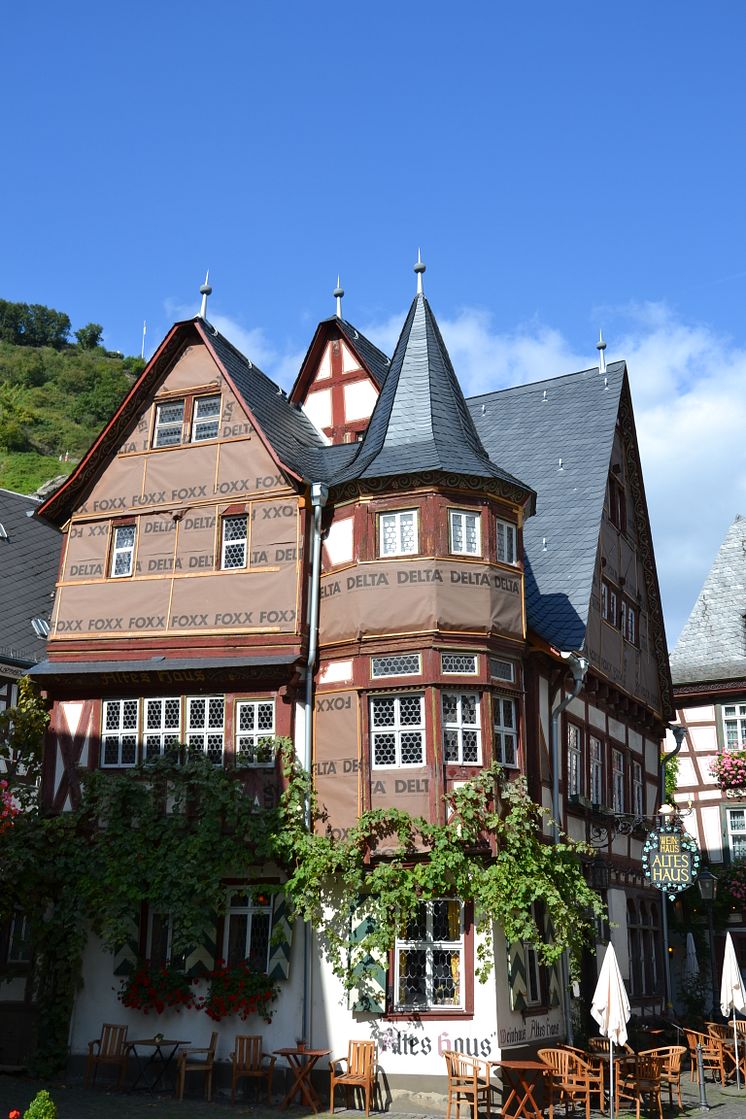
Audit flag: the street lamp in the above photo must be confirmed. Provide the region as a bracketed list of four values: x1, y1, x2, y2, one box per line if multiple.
[697, 867, 719, 1016]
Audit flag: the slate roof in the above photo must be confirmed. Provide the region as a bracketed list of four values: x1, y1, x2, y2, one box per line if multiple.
[332, 294, 535, 503]
[205, 326, 327, 477]
[0, 489, 60, 668]
[468, 363, 626, 650]
[336, 318, 390, 388]
[670, 514, 746, 686]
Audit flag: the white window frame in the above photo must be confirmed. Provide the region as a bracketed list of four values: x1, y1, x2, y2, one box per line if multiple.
[442, 691, 482, 765]
[235, 700, 276, 766]
[379, 509, 419, 557]
[370, 693, 425, 767]
[153, 398, 185, 447]
[721, 704, 746, 751]
[496, 519, 517, 565]
[726, 807, 746, 861]
[186, 696, 225, 765]
[493, 695, 518, 768]
[567, 723, 583, 797]
[110, 524, 136, 578]
[191, 394, 221, 442]
[612, 749, 625, 813]
[101, 698, 139, 767]
[146, 909, 185, 969]
[625, 601, 637, 645]
[394, 899, 464, 1011]
[449, 509, 481, 556]
[632, 760, 644, 816]
[143, 697, 181, 761]
[6, 909, 31, 964]
[590, 735, 605, 805]
[221, 513, 248, 570]
[223, 891, 273, 971]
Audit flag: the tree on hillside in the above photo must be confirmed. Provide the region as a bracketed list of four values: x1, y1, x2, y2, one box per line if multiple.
[74, 322, 103, 350]
[0, 300, 70, 349]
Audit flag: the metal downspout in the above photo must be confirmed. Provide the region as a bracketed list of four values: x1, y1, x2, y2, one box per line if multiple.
[301, 482, 328, 1045]
[659, 725, 687, 1010]
[550, 651, 590, 1046]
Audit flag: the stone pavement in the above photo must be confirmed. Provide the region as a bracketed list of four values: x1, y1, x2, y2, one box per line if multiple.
[0, 1066, 744, 1119]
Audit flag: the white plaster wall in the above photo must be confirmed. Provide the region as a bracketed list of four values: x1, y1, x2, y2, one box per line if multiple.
[566, 697, 584, 719]
[608, 717, 626, 743]
[628, 730, 642, 753]
[701, 806, 724, 862]
[303, 390, 332, 431]
[678, 758, 698, 786]
[691, 726, 718, 753]
[588, 705, 606, 732]
[340, 343, 359, 375]
[343, 380, 378, 422]
[323, 517, 354, 567]
[319, 660, 353, 685]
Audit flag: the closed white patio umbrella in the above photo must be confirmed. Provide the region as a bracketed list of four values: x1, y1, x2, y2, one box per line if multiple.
[683, 931, 699, 982]
[720, 931, 746, 1091]
[591, 942, 631, 1119]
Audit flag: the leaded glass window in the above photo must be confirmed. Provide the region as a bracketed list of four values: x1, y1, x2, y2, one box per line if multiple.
[153, 399, 185, 447]
[221, 514, 248, 569]
[370, 693, 425, 767]
[110, 524, 136, 578]
[379, 510, 418, 557]
[395, 900, 463, 1010]
[442, 692, 481, 765]
[236, 700, 275, 765]
[101, 698, 138, 767]
[187, 696, 224, 765]
[224, 892, 272, 971]
[143, 697, 181, 760]
[494, 696, 517, 768]
[449, 510, 481, 556]
[191, 394, 221, 442]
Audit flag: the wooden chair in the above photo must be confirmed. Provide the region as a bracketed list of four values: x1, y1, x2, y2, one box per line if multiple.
[614, 1052, 663, 1119]
[85, 1023, 130, 1089]
[706, 1022, 730, 1042]
[330, 1040, 378, 1116]
[537, 1047, 601, 1119]
[230, 1034, 276, 1104]
[176, 1031, 218, 1101]
[683, 1028, 727, 1086]
[587, 1036, 635, 1056]
[640, 1046, 686, 1107]
[444, 1050, 491, 1119]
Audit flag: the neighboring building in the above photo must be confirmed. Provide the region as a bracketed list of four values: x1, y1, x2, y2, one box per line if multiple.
[669, 515, 746, 979]
[0, 488, 59, 1066]
[31, 270, 672, 1084]
[0, 489, 59, 710]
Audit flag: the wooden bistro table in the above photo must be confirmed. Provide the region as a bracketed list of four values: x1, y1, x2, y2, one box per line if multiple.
[128, 1036, 190, 1093]
[274, 1045, 331, 1113]
[489, 1059, 553, 1119]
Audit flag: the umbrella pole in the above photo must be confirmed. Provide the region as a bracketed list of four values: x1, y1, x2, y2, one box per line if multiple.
[609, 1040, 614, 1119]
[733, 1009, 741, 1091]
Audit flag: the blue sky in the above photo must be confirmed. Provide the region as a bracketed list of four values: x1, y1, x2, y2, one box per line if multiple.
[4, 2, 746, 646]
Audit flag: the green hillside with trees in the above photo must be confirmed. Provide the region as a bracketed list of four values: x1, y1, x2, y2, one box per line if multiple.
[0, 299, 144, 494]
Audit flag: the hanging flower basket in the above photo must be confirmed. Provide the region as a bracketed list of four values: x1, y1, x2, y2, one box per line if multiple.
[710, 750, 746, 790]
[719, 863, 746, 907]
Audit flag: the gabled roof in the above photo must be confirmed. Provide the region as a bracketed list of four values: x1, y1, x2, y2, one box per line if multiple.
[0, 489, 60, 669]
[38, 318, 327, 524]
[670, 514, 746, 686]
[332, 294, 535, 507]
[469, 363, 625, 650]
[289, 316, 390, 407]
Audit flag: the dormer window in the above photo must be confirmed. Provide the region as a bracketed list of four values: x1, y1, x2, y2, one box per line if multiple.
[379, 510, 418, 557]
[191, 394, 221, 442]
[153, 399, 185, 447]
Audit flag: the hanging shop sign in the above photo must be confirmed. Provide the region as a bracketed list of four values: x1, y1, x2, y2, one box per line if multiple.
[641, 825, 701, 901]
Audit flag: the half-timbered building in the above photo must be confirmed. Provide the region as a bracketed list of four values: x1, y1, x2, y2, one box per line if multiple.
[669, 515, 746, 986]
[30, 267, 673, 1086]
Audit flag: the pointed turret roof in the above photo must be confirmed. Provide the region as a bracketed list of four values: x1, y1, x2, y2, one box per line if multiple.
[333, 293, 534, 508]
[670, 514, 746, 686]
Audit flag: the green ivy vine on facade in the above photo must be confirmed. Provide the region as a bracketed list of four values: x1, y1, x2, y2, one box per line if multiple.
[0, 684, 604, 1074]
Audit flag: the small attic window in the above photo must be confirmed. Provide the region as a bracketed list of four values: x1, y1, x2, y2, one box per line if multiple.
[0, 523, 8, 541]
[191, 394, 221, 442]
[31, 617, 50, 638]
[153, 399, 185, 447]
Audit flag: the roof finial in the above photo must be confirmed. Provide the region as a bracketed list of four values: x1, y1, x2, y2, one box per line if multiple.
[414, 248, 426, 295]
[199, 271, 212, 320]
[596, 329, 607, 374]
[333, 275, 344, 319]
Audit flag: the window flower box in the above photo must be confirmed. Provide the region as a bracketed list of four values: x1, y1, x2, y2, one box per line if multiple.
[711, 750, 746, 789]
